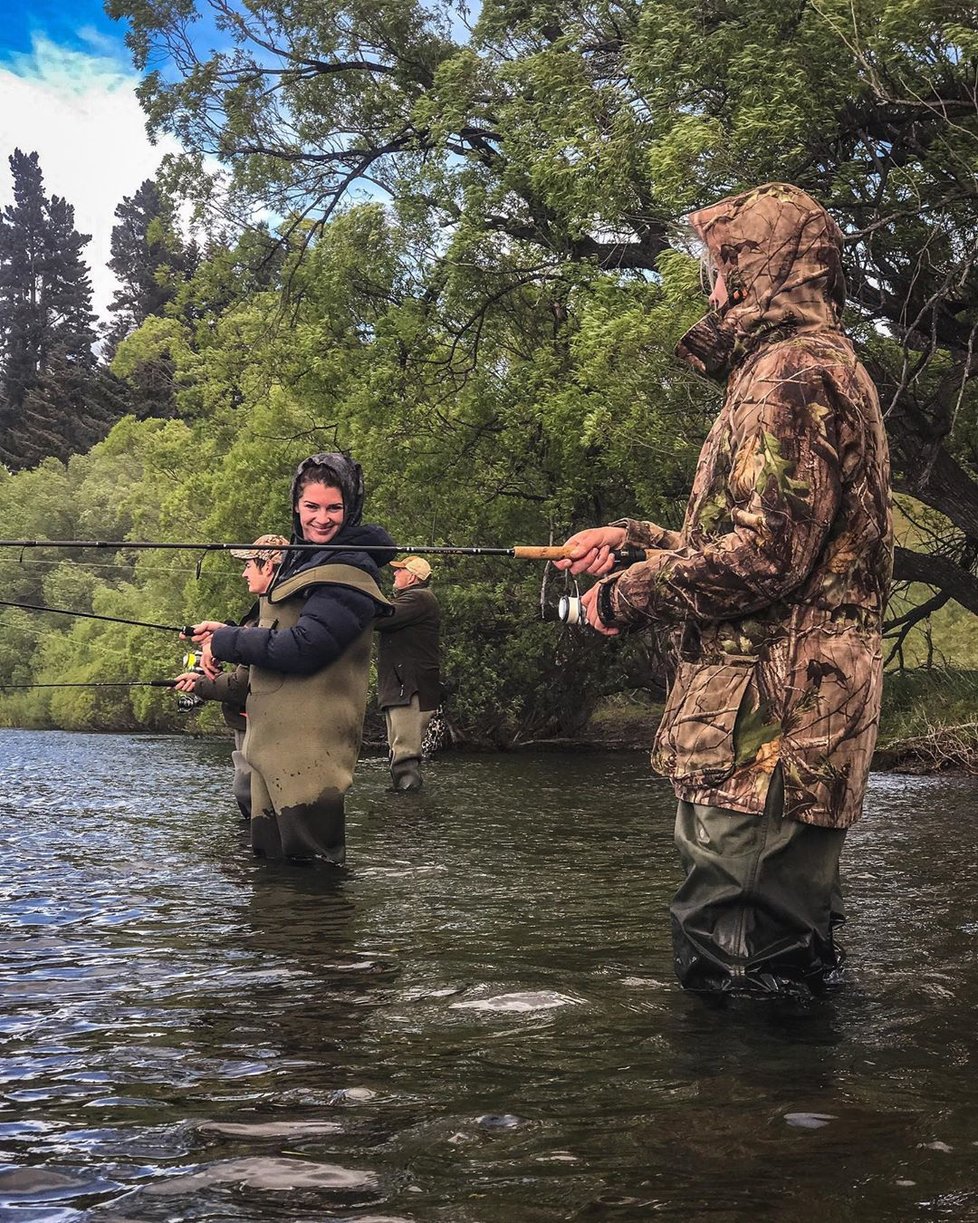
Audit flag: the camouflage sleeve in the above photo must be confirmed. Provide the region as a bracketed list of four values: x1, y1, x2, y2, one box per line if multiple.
[610, 518, 684, 551]
[607, 349, 844, 627]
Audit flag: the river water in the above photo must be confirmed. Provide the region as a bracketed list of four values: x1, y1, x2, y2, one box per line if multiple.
[0, 728, 975, 1221]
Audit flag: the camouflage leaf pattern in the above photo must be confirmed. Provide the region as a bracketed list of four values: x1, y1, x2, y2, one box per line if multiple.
[607, 183, 893, 829]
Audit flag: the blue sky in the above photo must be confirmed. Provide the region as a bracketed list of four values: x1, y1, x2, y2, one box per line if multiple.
[0, 0, 179, 321]
[0, 1, 473, 323]
[0, 0, 130, 63]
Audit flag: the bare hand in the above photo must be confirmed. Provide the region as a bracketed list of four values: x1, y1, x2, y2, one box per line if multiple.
[554, 526, 628, 576]
[172, 671, 201, 693]
[200, 640, 223, 680]
[581, 584, 619, 636]
[186, 619, 226, 645]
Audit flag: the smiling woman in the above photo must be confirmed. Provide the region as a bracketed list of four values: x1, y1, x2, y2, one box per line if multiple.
[189, 453, 396, 867]
[296, 481, 346, 545]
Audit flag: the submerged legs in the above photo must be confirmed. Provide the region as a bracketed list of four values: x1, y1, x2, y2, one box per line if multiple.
[231, 729, 252, 821]
[670, 768, 847, 996]
[384, 697, 433, 791]
[249, 770, 346, 866]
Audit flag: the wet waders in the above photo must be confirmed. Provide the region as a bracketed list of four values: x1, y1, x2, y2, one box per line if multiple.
[384, 695, 433, 791]
[670, 767, 847, 996]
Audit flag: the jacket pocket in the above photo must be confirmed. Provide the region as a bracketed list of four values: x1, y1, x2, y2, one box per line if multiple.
[652, 657, 757, 787]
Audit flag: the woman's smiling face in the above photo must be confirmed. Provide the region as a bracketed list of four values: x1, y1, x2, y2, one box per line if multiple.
[296, 482, 345, 544]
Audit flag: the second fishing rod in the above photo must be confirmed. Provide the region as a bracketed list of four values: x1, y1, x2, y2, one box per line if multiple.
[0, 537, 651, 564]
[0, 601, 214, 710]
[0, 598, 193, 636]
[0, 538, 652, 634]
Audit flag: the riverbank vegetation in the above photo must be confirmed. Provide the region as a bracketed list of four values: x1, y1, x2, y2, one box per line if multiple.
[1, 1, 978, 763]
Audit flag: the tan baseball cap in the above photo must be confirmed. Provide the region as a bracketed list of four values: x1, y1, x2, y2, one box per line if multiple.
[230, 533, 290, 562]
[391, 555, 432, 581]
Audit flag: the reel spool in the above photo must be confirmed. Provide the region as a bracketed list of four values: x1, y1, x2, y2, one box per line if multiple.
[557, 593, 588, 627]
[177, 647, 206, 711]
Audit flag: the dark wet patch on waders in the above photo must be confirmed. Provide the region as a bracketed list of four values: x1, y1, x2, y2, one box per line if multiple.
[251, 787, 346, 865]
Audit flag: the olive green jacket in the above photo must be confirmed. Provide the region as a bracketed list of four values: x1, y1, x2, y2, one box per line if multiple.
[191, 605, 257, 731]
[602, 184, 893, 829]
[374, 585, 441, 710]
[192, 666, 249, 731]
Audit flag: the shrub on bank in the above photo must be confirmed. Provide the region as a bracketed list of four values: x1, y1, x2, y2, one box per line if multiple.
[875, 669, 978, 774]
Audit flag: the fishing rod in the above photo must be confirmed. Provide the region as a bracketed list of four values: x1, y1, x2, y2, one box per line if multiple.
[0, 599, 192, 636]
[0, 678, 211, 718]
[0, 539, 651, 564]
[0, 680, 177, 690]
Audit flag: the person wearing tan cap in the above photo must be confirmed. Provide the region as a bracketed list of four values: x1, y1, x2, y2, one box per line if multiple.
[375, 555, 441, 791]
[174, 534, 289, 818]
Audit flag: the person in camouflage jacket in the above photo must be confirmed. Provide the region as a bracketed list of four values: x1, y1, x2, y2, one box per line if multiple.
[559, 182, 893, 996]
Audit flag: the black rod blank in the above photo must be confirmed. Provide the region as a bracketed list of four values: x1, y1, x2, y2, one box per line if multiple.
[0, 599, 188, 635]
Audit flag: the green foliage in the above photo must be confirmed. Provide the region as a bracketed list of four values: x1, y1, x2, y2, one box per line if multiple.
[4, 0, 978, 741]
[0, 205, 694, 738]
[104, 175, 198, 429]
[879, 668, 978, 746]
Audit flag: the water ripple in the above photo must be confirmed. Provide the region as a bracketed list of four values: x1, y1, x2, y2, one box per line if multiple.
[0, 730, 976, 1219]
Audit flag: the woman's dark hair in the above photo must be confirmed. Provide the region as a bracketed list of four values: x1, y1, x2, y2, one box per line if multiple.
[294, 461, 344, 503]
[289, 452, 365, 531]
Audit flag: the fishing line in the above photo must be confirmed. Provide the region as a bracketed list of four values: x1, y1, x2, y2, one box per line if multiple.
[0, 616, 151, 668]
[0, 608, 196, 690]
[0, 556, 241, 578]
[0, 680, 177, 690]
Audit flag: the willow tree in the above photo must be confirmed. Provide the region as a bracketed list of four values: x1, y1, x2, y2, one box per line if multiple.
[108, 0, 978, 627]
[104, 203, 686, 738]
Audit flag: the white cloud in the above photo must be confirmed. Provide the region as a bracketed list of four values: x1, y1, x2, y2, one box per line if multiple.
[0, 34, 183, 325]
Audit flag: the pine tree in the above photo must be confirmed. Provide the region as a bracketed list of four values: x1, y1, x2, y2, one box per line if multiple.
[0, 149, 115, 470]
[0, 150, 46, 423]
[105, 178, 196, 352]
[44, 193, 99, 362]
[104, 178, 198, 419]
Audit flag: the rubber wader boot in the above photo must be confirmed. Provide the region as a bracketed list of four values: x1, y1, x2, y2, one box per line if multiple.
[276, 796, 346, 865]
[670, 767, 847, 997]
[250, 772, 346, 865]
[390, 757, 423, 792]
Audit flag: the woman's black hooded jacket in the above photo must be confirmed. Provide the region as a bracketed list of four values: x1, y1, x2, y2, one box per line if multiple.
[210, 454, 395, 675]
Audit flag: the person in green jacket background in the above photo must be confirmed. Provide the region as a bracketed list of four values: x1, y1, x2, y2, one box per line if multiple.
[375, 555, 441, 791]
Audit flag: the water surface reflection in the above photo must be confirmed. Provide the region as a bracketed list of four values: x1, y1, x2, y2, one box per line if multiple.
[0, 731, 975, 1220]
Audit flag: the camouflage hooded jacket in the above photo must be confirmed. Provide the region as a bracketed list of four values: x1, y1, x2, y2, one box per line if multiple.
[602, 183, 893, 829]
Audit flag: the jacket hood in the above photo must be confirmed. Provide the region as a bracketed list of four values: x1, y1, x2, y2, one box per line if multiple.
[676, 182, 846, 380]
